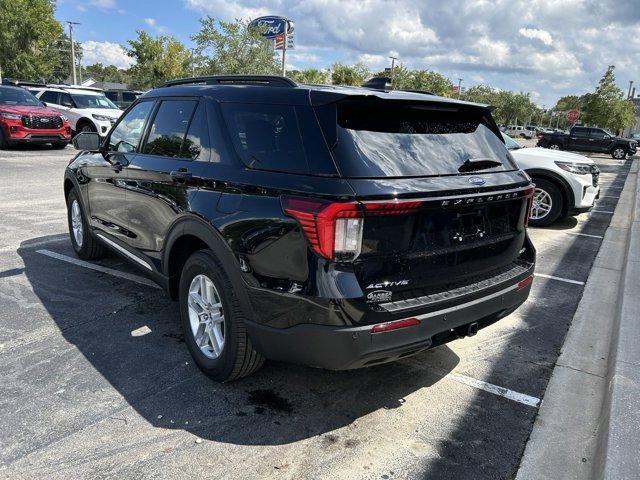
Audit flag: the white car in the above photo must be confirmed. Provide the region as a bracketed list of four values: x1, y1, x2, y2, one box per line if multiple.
[32, 86, 122, 137]
[502, 133, 600, 227]
[506, 125, 536, 139]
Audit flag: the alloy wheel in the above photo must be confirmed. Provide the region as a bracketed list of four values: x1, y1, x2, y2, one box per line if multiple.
[549, 144, 560, 150]
[531, 188, 553, 220]
[71, 199, 84, 247]
[613, 148, 625, 159]
[187, 274, 225, 359]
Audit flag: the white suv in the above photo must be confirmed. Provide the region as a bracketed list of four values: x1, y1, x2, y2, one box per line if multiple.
[502, 133, 600, 227]
[506, 125, 535, 139]
[32, 86, 122, 137]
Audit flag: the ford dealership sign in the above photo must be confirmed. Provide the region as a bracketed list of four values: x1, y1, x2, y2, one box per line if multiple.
[249, 16, 294, 39]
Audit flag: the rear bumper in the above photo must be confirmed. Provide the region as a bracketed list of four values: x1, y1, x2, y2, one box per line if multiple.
[246, 276, 533, 370]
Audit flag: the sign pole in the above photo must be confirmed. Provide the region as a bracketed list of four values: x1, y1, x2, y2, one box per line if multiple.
[281, 28, 287, 76]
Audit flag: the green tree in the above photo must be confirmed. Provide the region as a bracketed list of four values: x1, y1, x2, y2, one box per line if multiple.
[0, 0, 64, 81]
[379, 65, 454, 96]
[288, 68, 330, 84]
[126, 31, 191, 89]
[330, 63, 370, 86]
[192, 17, 279, 75]
[582, 66, 635, 132]
[462, 85, 539, 125]
[82, 63, 130, 84]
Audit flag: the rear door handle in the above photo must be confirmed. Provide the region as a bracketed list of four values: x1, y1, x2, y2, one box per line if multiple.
[170, 169, 192, 180]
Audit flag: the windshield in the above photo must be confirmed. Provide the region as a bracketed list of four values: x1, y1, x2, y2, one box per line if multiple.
[501, 132, 522, 150]
[0, 87, 42, 106]
[71, 93, 118, 109]
[319, 100, 515, 178]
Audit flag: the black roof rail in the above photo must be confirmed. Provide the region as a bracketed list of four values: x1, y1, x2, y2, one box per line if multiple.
[361, 77, 392, 91]
[160, 75, 297, 88]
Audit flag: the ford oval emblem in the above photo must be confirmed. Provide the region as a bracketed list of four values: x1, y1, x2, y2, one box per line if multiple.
[468, 177, 486, 186]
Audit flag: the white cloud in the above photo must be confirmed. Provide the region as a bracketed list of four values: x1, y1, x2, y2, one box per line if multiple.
[144, 18, 167, 33]
[89, 0, 117, 9]
[518, 28, 553, 46]
[81, 41, 134, 69]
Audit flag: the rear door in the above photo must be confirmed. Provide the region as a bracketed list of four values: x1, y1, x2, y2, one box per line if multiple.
[568, 127, 591, 151]
[121, 97, 212, 257]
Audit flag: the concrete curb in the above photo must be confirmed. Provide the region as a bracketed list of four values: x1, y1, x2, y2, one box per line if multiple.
[593, 158, 640, 479]
[516, 159, 639, 480]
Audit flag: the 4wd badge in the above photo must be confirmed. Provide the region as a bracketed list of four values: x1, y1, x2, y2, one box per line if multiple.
[367, 290, 393, 303]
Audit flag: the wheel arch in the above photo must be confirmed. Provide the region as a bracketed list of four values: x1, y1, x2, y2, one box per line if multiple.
[526, 168, 575, 216]
[162, 216, 254, 319]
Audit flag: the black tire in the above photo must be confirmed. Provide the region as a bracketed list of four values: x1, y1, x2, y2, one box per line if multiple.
[611, 147, 627, 160]
[529, 178, 564, 227]
[0, 129, 8, 149]
[66, 189, 106, 260]
[548, 142, 562, 151]
[51, 142, 69, 149]
[179, 250, 264, 382]
[76, 121, 97, 135]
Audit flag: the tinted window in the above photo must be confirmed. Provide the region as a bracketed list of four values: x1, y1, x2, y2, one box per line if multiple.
[59, 93, 74, 108]
[182, 103, 206, 160]
[122, 92, 137, 102]
[221, 103, 308, 174]
[0, 87, 41, 106]
[71, 93, 117, 109]
[40, 91, 59, 104]
[104, 92, 118, 101]
[143, 100, 197, 158]
[320, 100, 514, 178]
[572, 127, 589, 138]
[108, 101, 154, 152]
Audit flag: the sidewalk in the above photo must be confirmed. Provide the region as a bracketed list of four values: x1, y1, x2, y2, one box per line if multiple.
[517, 158, 639, 480]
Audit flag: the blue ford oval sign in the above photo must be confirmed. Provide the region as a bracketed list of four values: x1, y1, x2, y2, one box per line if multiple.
[249, 16, 294, 39]
[468, 176, 486, 186]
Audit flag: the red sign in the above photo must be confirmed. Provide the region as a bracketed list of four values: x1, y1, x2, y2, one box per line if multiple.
[566, 109, 580, 123]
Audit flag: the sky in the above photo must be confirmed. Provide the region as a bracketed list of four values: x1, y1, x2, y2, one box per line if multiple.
[55, 0, 640, 107]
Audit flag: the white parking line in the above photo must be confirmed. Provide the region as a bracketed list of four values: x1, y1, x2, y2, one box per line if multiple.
[448, 373, 540, 407]
[37, 249, 160, 289]
[590, 209, 615, 214]
[562, 231, 604, 239]
[534, 273, 585, 285]
[600, 195, 619, 199]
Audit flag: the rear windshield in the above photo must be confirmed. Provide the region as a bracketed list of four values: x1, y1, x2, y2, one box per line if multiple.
[320, 100, 514, 178]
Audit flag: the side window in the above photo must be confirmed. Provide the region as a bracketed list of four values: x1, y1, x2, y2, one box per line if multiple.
[105, 92, 118, 102]
[572, 127, 589, 138]
[122, 92, 137, 102]
[182, 103, 206, 160]
[40, 91, 59, 104]
[590, 129, 608, 140]
[59, 93, 74, 108]
[220, 103, 308, 174]
[143, 100, 197, 158]
[107, 101, 154, 153]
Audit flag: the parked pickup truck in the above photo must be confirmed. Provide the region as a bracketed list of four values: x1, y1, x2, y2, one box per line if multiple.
[537, 125, 637, 159]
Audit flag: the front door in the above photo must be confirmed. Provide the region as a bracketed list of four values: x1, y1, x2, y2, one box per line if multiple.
[85, 99, 155, 243]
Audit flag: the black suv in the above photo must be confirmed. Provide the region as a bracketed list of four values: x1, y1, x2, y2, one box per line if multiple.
[64, 75, 536, 381]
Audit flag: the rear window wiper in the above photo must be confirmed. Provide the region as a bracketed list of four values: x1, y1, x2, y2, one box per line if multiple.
[458, 158, 502, 173]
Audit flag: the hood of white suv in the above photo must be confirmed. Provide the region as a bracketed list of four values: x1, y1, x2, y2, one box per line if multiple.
[511, 147, 594, 170]
[73, 107, 122, 121]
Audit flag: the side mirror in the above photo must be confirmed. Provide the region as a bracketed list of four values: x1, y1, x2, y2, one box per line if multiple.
[72, 132, 101, 151]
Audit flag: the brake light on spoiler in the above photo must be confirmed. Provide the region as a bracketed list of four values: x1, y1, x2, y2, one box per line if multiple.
[281, 197, 423, 261]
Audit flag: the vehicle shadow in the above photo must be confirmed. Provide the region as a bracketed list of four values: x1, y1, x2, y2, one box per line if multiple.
[17, 240, 459, 448]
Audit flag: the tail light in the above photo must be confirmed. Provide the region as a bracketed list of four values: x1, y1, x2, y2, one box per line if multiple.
[371, 317, 420, 334]
[281, 196, 423, 261]
[523, 185, 535, 226]
[517, 275, 534, 290]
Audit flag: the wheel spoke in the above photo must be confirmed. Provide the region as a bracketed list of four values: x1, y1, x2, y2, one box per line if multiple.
[187, 274, 226, 360]
[189, 292, 206, 314]
[209, 323, 224, 355]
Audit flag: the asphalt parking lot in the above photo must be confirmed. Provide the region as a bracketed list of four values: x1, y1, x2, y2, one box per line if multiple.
[0, 145, 633, 479]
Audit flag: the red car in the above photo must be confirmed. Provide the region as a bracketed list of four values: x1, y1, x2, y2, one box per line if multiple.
[0, 85, 72, 149]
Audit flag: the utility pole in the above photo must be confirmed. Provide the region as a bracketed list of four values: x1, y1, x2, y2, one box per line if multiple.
[190, 49, 196, 77]
[628, 80, 634, 99]
[281, 27, 288, 76]
[66, 21, 81, 85]
[457, 78, 463, 99]
[389, 56, 398, 83]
